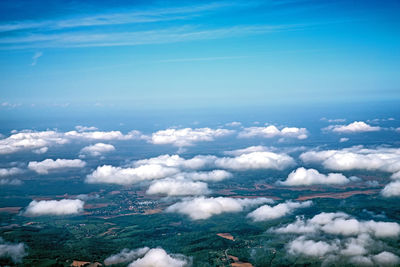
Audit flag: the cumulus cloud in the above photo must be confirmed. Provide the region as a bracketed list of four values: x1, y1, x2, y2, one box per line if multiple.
[300, 146, 400, 174]
[24, 199, 84, 216]
[181, 170, 232, 182]
[381, 181, 400, 197]
[224, 146, 270, 156]
[276, 213, 400, 264]
[80, 143, 115, 157]
[134, 154, 216, 170]
[287, 236, 338, 257]
[247, 201, 312, 221]
[215, 151, 295, 171]
[166, 196, 273, 220]
[86, 164, 179, 185]
[0, 237, 27, 263]
[279, 167, 350, 186]
[65, 130, 144, 140]
[105, 247, 190, 267]
[146, 178, 210, 196]
[238, 125, 308, 139]
[339, 137, 349, 143]
[104, 247, 150, 265]
[225, 121, 241, 127]
[0, 167, 24, 177]
[273, 212, 400, 238]
[128, 248, 190, 267]
[150, 127, 234, 147]
[324, 121, 381, 133]
[28, 159, 86, 174]
[0, 130, 68, 154]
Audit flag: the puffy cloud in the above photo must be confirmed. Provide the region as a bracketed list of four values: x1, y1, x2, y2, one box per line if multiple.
[128, 248, 190, 267]
[215, 151, 295, 171]
[324, 121, 381, 133]
[339, 137, 349, 143]
[372, 251, 400, 266]
[238, 125, 308, 139]
[181, 170, 232, 182]
[150, 127, 234, 147]
[24, 199, 84, 216]
[146, 178, 209, 196]
[279, 167, 350, 186]
[273, 212, 400, 238]
[28, 159, 86, 174]
[0, 237, 27, 263]
[65, 130, 144, 140]
[300, 146, 400, 173]
[0, 130, 68, 154]
[0, 167, 24, 177]
[80, 143, 115, 156]
[224, 145, 270, 156]
[104, 247, 150, 265]
[287, 236, 338, 257]
[247, 201, 312, 222]
[134, 154, 216, 170]
[166, 196, 273, 220]
[86, 164, 179, 185]
[381, 181, 400, 197]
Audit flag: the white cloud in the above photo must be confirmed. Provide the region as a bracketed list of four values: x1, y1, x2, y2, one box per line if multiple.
[391, 171, 400, 179]
[75, 125, 98, 132]
[279, 167, 350, 186]
[166, 196, 273, 220]
[146, 178, 209, 196]
[215, 151, 295, 171]
[80, 143, 115, 156]
[0, 167, 24, 177]
[238, 125, 308, 139]
[247, 201, 312, 221]
[86, 164, 179, 185]
[28, 159, 86, 174]
[273, 212, 400, 238]
[150, 127, 234, 147]
[381, 181, 400, 197]
[0, 130, 68, 154]
[0, 178, 22, 185]
[65, 130, 144, 140]
[339, 137, 349, 143]
[134, 154, 216, 170]
[324, 121, 381, 133]
[181, 170, 232, 182]
[128, 248, 190, 267]
[24, 199, 84, 216]
[300, 146, 400, 173]
[104, 247, 150, 265]
[0, 237, 27, 263]
[287, 236, 338, 257]
[31, 51, 42, 66]
[224, 145, 270, 156]
[372, 251, 400, 266]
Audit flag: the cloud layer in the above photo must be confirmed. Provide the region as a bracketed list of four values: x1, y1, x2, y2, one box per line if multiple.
[80, 143, 115, 156]
[0, 237, 27, 263]
[146, 178, 209, 196]
[324, 121, 381, 133]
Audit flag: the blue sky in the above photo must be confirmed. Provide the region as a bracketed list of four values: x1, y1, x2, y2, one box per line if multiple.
[0, 0, 399, 110]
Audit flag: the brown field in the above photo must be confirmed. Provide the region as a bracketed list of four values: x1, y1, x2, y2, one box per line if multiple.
[296, 189, 379, 201]
[143, 208, 163, 215]
[228, 255, 254, 267]
[0, 207, 21, 213]
[217, 233, 234, 241]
